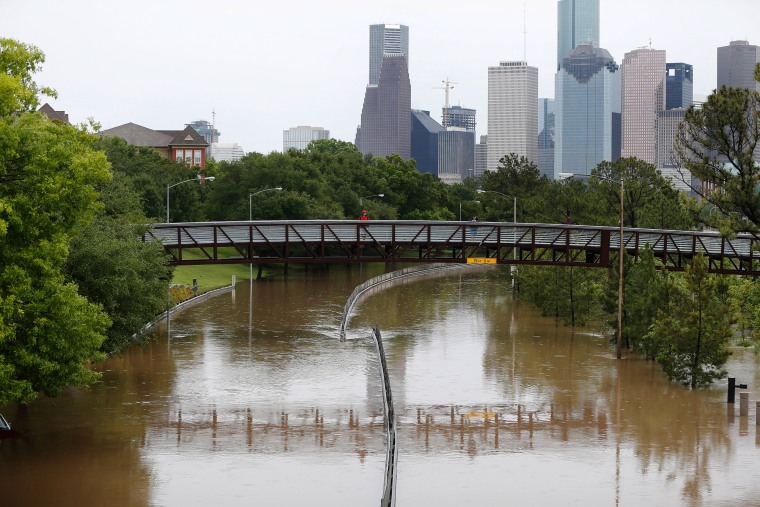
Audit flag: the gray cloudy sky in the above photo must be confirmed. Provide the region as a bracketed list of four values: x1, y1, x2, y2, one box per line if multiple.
[3, 0, 759, 154]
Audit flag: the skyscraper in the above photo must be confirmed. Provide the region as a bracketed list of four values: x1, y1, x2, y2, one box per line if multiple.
[556, 0, 600, 70]
[621, 47, 666, 165]
[369, 24, 409, 86]
[666, 63, 694, 110]
[487, 61, 538, 172]
[411, 110, 444, 175]
[717, 40, 760, 92]
[283, 126, 330, 151]
[538, 98, 555, 179]
[555, 43, 620, 177]
[656, 108, 692, 193]
[356, 54, 411, 159]
[438, 129, 476, 184]
[442, 105, 476, 131]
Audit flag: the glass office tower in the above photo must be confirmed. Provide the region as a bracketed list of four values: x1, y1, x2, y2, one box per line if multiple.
[557, 0, 600, 70]
[555, 43, 620, 178]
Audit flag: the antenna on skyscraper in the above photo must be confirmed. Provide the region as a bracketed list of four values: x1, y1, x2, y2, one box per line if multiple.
[212, 109, 216, 144]
[523, 1, 527, 62]
[434, 78, 458, 128]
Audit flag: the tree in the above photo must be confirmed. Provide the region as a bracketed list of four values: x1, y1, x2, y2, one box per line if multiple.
[675, 69, 760, 232]
[62, 164, 172, 354]
[592, 157, 693, 229]
[622, 248, 668, 358]
[517, 265, 604, 327]
[480, 153, 552, 222]
[644, 255, 734, 388]
[0, 38, 112, 404]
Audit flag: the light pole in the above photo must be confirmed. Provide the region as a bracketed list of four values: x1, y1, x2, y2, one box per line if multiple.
[559, 172, 624, 360]
[166, 175, 215, 223]
[359, 193, 384, 207]
[477, 189, 516, 223]
[459, 200, 480, 221]
[249, 187, 283, 221]
[247, 187, 283, 282]
[478, 189, 519, 286]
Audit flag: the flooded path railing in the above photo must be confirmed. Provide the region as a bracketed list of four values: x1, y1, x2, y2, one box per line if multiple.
[372, 326, 397, 507]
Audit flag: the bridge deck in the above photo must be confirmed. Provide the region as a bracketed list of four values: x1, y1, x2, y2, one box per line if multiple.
[142, 220, 760, 275]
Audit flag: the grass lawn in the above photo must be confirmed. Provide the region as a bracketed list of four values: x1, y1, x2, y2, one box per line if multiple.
[169, 248, 288, 292]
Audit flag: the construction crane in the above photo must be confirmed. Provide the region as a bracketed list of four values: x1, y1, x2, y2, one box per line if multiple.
[433, 78, 457, 128]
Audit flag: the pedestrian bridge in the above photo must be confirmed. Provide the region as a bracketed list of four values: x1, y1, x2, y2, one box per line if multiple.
[142, 220, 760, 275]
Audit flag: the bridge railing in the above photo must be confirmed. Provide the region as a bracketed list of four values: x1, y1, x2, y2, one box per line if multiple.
[142, 220, 760, 275]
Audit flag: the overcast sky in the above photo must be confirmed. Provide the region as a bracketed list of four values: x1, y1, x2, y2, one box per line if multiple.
[3, 0, 759, 155]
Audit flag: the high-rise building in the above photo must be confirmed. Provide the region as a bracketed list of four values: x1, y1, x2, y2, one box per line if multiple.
[411, 110, 444, 175]
[283, 126, 330, 151]
[538, 98, 555, 179]
[369, 24, 409, 86]
[475, 135, 488, 178]
[187, 119, 220, 158]
[666, 63, 694, 110]
[442, 105, 476, 131]
[555, 43, 621, 177]
[356, 54, 411, 159]
[621, 47, 666, 165]
[487, 61, 538, 172]
[556, 0, 600, 70]
[656, 108, 692, 193]
[186, 120, 220, 145]
[717, 40, 760, 92]
[210, 142, 245, 163]
[438, 128, 476, 184]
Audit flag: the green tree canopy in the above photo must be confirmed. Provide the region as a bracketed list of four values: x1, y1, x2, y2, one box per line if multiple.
[0, 38, 112, 404]
[675, 70, 760, 232]
[645, 255, 734, 388]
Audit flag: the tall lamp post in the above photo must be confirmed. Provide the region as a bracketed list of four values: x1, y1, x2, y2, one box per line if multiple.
[559, 172, 625, 360]
[249, 187, 283, 221]
[477, 189, 516, 223]
[359, 193, 384, 207]
[166, 175, 215, 223]
[478, 189, 518, 287]
[248, 187, 283, 282]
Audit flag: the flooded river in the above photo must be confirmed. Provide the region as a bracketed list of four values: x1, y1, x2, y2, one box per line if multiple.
[1, 265, 759, 506]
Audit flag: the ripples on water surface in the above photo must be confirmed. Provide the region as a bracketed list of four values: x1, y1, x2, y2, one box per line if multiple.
[1, 265, 759, 506]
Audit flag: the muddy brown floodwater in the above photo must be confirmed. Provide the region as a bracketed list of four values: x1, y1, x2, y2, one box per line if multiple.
[1, 265, 759, 506]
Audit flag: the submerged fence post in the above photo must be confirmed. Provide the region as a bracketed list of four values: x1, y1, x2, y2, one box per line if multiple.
[740, 392, 749, 417]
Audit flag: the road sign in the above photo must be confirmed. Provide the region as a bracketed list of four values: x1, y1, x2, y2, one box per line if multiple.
[467, 257, 497, 265]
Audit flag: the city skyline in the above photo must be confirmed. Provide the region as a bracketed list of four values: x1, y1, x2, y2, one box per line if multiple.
[3, 0, 759, 155]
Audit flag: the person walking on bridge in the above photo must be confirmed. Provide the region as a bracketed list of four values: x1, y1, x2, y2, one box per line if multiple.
[359, 210, 370, 220]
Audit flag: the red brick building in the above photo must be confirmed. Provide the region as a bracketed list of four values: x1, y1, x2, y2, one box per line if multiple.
[99, 122, 209, 168]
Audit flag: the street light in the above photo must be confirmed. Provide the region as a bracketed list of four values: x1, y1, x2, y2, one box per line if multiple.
[359, 193, 384, 206]
[559, 172, 624, 360]
[249, 187, 283, 221]
[477, 189, 517, 223]
[459, 200, 480, 221]
[248, 187, 283, 282]
[166, 175, 215, 223]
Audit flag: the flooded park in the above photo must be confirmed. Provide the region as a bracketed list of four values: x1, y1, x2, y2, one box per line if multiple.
[1, 264, 759, 506]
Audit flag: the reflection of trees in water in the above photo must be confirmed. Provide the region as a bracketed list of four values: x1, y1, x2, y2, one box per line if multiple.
[610, 358, 733, 506]
[471, 268, 740, 505]
[0, 342, 171, 506]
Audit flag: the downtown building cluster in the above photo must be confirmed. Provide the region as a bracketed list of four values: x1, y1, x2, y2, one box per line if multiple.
[347, 1, 760, 191]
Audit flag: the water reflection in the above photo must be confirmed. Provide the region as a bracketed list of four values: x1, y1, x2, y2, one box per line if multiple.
[0, 265, 758, 506]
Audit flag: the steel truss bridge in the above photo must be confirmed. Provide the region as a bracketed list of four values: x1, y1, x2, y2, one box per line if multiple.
[142, 220, 760, 275]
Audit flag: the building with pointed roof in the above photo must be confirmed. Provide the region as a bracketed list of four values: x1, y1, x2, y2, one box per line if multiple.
[99, 122, 209, 168]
